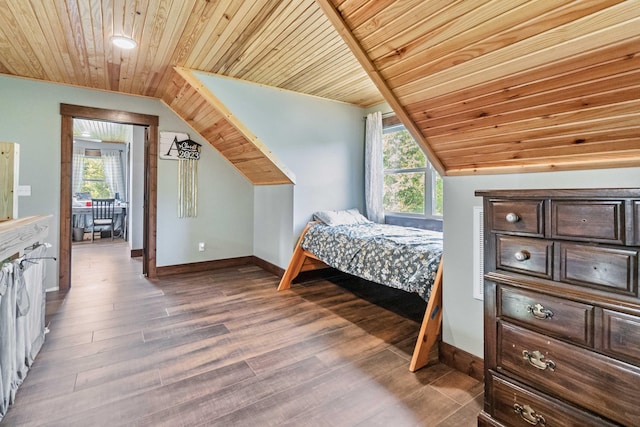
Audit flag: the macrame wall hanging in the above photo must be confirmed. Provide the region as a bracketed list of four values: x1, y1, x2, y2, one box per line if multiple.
[159, 132, 202, 218]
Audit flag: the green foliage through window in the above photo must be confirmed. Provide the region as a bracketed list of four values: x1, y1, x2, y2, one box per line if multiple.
[384, 172, 425, 214]
[80, 157, 111, 198]
[383, 127, 443, 217]
[383, 129, 426, 170]
[433, 172, 443, 215]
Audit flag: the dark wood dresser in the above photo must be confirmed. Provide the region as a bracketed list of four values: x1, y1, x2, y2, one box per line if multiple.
[476, 189, 640, 427]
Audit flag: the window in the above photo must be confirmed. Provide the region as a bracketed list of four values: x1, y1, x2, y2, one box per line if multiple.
[383, 125, 442, 218]
[73, 147, 126, 201]
[80, 155, 111, 198]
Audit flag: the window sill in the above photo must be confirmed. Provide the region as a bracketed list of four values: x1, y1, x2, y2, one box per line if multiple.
[384, 215, 443, 232]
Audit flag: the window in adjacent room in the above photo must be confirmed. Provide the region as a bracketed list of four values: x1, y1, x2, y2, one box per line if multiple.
[80, 149, 111, 198]
[383, 124, 442, 218]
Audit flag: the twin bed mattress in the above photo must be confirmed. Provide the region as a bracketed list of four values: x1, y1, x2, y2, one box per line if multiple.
[300, 222, 443, 302]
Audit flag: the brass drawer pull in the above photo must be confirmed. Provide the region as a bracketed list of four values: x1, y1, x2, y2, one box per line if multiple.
[523, 350, 556, 371]
[527, 303, 553, 320]
[514, 250, 530, 261]
[505, 212, 520, 223]
[514, 403, 546, 426]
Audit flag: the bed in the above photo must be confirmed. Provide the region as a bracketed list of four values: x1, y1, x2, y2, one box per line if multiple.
[277, 210, 443, 372]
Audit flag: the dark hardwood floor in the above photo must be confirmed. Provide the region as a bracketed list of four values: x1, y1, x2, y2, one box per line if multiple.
[1, 241, 482, 426]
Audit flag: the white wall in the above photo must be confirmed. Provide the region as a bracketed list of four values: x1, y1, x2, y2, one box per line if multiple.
[443, 167, 640, 357]
[253, 185, 294, 267]
[195, 73, 366, 267]
[0, 75, 254, 289]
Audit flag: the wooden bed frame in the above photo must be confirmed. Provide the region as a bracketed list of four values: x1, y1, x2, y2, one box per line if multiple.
[277, 222, 443, 372]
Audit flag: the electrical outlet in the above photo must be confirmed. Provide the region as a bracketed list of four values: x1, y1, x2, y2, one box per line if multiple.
[198, 242, 205, 252]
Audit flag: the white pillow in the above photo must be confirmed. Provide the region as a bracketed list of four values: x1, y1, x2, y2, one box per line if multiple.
[313, 208, 371, 226]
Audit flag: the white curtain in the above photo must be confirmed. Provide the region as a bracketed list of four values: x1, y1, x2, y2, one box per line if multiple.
[72, 147, 85, 195]
[101, 149, 125, 199]
[365, 111, 385, 223]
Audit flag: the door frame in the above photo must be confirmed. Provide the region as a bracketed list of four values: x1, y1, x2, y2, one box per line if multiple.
[59, 104, 159, 290]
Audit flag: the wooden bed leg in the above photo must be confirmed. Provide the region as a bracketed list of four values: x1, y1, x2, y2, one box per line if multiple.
[409, 257, 444, 372]
[277, 222, 320, 291]
[277, 244, 308, 290]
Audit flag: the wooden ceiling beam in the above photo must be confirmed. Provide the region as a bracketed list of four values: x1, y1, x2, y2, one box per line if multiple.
[314, 0, 446, 176]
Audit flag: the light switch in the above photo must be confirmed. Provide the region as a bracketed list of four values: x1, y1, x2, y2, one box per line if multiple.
[17, 185, 31, 196]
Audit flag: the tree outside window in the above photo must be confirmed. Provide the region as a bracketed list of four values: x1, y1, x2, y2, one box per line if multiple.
[80, 157, 111, 198]
[383, 126, 442, 217]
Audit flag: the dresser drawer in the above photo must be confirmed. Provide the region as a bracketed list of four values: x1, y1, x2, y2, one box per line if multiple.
[497, 321, 640, 426]
[498, 286, 593, 346]
[551, 200, 624, 244]
[489, 373, 616, 427]
[601, 309, 640, 366]
[489, 199, 545, 237]
[496, 236, 553, 279]
[558, 242, 638, 297]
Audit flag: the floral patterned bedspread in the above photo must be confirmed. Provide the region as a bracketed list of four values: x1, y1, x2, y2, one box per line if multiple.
[301, 223, 443, 301]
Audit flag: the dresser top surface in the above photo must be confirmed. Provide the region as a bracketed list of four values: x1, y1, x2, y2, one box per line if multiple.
[475, 188, 640, 198]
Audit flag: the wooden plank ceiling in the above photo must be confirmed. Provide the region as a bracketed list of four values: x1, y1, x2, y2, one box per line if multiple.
[322, 0, 640, 175]
[0, 0, 638, 178]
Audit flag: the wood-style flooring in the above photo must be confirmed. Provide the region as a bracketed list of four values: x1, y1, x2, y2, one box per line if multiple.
[1, 241, 482, 426]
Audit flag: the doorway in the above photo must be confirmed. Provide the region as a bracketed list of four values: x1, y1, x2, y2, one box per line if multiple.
[70, 120, 142, 258]
[59, 104, 159, 291]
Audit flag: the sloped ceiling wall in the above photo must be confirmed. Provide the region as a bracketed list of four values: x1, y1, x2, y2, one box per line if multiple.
[319, 0, 640, 175]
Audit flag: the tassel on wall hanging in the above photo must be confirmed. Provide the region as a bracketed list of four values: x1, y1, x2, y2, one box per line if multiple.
[159, 132, 201, 218]
[176, 137, 201, 218]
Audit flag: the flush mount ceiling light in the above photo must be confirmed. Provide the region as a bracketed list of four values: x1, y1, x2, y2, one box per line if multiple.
[111, 35, 137, 49]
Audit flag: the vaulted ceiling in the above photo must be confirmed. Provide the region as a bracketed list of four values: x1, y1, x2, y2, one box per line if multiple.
[1, 0, 638, 182]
